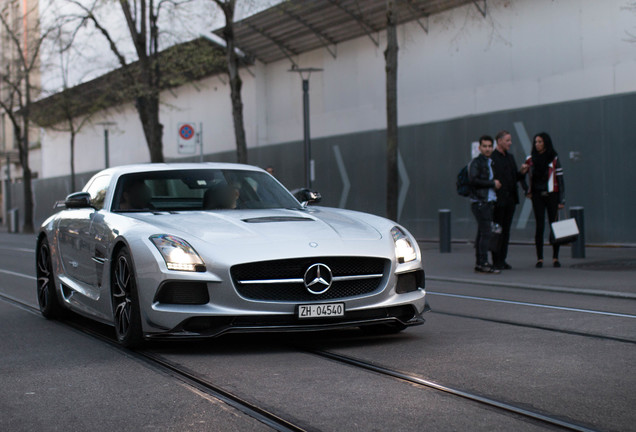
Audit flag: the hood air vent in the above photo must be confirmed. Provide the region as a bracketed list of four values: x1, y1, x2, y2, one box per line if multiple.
[242, 216, 314, 223]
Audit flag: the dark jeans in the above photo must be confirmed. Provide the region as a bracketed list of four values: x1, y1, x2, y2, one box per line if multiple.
[471, 201, 494, 266]
[531, 192, 560, 260]
[492, 203, 516, 266]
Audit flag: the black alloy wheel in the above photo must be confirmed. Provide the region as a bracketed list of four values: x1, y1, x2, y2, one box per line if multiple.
[111, 248, 143, 348]
[36, 238, 66, 319]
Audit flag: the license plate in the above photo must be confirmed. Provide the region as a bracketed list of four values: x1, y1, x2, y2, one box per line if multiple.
[298, 303, 345, 319]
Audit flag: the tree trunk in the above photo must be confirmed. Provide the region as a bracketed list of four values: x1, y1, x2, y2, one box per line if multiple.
[385, 0, 399, 222]
[70, 129, 76, 191]
[135, 93, 164, 163]
[17, 119, 34, 233]
[221, 1, 248, 164]
[119, 0, 164, 163]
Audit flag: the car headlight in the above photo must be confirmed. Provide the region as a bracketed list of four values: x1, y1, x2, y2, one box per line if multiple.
[150, 234, 205, 272]
[391, 227, 417, 264]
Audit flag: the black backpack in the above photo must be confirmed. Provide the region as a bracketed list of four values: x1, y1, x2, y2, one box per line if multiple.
[456, 159, 474, 197]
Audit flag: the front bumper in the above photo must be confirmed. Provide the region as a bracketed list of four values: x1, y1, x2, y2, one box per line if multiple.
[134, 239, 428, 339]
[145, 302, 429, 340]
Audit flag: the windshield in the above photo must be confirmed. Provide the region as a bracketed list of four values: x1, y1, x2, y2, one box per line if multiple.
[112, 169, 300, 212]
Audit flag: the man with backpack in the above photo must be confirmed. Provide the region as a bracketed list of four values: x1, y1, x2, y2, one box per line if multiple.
[469, 135, 502, 274]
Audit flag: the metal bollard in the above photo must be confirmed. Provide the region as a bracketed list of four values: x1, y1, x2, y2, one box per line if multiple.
[8, 208, 19, 233]
[439, 209, 451, 253]
[570, 206, 585, 258]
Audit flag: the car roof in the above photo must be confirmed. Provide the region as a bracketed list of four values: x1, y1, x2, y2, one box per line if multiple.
[95, 162, 266, 177]
[82, 162, 285, 211]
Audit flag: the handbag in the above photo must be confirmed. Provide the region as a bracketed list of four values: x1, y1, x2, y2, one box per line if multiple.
[551, 210, 579, 245]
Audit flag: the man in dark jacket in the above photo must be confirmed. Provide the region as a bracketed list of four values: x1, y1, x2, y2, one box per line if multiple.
[491, 130, 527, 270]
[469, 135, 501, 273]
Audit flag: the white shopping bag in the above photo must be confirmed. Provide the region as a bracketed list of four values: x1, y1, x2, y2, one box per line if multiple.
[551, 218, 579, 245]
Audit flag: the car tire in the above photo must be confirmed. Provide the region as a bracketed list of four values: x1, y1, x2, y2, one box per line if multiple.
[111, 247, 143, 348]
[36, 238, 67, 319]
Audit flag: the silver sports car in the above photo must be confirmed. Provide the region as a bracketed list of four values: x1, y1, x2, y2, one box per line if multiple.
[36, 163, 428, 347]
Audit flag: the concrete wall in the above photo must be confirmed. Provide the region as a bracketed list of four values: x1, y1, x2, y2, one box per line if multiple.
[23, 90, 636, 244]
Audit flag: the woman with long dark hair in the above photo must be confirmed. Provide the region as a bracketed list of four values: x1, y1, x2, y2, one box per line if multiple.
[522, 132, 565, 268]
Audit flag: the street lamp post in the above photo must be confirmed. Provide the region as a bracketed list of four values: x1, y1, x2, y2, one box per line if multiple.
[97, 122, 116, 168]
[289, 67, 322, 189]
[4, 154, 10, 224]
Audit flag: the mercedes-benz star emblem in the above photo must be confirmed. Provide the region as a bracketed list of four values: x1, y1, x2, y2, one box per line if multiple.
[303, 263, 333, 295]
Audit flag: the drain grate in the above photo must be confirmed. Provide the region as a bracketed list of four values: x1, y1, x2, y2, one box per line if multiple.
[570, 259, 636, 271]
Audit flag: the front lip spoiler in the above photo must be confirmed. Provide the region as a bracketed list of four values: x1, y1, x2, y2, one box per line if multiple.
[144, 314, 426, 341]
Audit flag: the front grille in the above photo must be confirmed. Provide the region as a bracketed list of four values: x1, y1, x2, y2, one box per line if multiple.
[231, 257, 388, 302]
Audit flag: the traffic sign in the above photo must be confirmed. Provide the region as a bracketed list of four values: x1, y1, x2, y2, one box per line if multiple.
[178, 122, 197, 154]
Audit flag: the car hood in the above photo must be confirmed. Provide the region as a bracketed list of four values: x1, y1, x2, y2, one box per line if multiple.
[128, 208, 383, 244]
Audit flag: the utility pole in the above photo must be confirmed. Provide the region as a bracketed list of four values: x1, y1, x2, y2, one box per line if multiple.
[4, 154, 10, 225]
[97, 122, 117, 168]
[288, 67, 322, 189]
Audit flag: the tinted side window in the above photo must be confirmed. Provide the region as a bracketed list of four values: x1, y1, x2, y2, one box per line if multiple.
[85, 175, 111, 210]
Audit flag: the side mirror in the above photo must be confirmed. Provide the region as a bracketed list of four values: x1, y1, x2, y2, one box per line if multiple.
[64, 192, 93, 209]
[292, 188, 322, 206]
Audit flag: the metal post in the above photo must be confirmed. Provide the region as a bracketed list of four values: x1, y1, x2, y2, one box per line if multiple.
[289, 67, 322, 190]
[439, 209, 451, 253]
[104, 128, 110, 168]
[302, 79, 311, 189]
[199, 122, 203, 163]
[97, 122, 116, 168]
[570, 206, 585, 258]
[4, 155, 11, 225]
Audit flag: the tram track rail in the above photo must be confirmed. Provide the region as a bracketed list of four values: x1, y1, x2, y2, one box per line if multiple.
[1, 290, 603, 432]
[430, 310, 636, 345]
[426, 289, 636, 345]
[0, 292, 312, 432]
[300, 348, 600, 432]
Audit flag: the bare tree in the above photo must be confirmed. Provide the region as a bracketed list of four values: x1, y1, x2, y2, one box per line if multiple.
[626, 2, 636, 42]
[0, 2, 54, 233]
[211, 0, 248, 164]
[67, 0, 181, 163]
[48, 27, 98, 191]
[385, 0, 398, 221]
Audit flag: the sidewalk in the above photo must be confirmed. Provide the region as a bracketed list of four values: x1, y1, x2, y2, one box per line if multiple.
[419, 241, 636, 298]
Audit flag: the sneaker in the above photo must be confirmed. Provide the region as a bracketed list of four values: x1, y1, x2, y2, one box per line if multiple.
[475, 264, 501, 274]
[553, 260, 561, 268]
[536, 260, 543, 268]
[502, 262, 512, 270]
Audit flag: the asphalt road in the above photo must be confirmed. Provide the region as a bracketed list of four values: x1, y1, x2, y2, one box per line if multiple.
[1, 233, 634, 431]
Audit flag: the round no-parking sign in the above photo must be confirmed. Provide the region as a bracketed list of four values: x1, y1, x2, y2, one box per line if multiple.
[179, 124, 195, 140]
[178, 122, 197, 154]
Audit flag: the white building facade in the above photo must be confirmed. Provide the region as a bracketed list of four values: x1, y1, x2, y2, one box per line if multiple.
[35, 0, 636, 243]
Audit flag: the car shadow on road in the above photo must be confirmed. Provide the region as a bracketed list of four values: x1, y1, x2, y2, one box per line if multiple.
[146, 326, 426, 356]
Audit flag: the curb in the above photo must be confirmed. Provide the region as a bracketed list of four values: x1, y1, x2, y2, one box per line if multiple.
[427, 276, 636, 300]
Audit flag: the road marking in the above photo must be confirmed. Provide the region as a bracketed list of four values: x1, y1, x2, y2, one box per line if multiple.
[398, 150, 409, 222]
[333, 145, 350, 208]
[427, 275, 636, 299]
[0, 246, 34, 253]
[428, 291, 636, 319]
[0, 269, 36, 281]
[513, 121, 532, 230]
